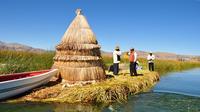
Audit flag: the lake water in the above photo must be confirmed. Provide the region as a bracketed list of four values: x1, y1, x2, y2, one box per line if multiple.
[1, 68, 200, 112]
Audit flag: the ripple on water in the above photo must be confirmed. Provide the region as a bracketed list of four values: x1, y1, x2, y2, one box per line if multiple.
[107, 92, 200, 112]
[154, 68, 200, 97]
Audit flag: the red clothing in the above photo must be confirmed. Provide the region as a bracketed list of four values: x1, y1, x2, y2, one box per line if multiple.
[129, 52, 135, 62]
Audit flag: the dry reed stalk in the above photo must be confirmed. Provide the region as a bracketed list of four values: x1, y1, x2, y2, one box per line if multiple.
[53, 9, 105, 84]
[13, 71, 159, 103]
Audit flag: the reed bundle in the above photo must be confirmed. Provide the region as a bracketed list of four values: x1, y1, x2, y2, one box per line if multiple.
[53, 9, 105, 84]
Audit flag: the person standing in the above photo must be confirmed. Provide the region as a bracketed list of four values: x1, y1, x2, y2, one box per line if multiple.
[129, 48, 138, 76]
[113, 46, 122, 75]
[147, 52, 155, 71]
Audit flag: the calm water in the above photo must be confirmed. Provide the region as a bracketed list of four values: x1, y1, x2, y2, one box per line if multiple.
[1, 68, 200, 112]
[154, 68, 200, 97]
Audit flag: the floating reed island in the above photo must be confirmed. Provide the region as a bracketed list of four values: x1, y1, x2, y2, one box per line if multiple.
[11, 70, 159, 103]
[7, 9, 160, 103]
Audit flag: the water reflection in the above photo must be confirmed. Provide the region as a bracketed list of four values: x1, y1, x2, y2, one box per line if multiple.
[0, 102, 106, 112]
[0, 102, 54, 112]
[1, 93, 200, 112]
[53, 103, 104, 112]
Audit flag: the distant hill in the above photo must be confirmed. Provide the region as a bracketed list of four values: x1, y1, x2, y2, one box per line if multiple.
[0, 41, 45, 52]
[101, 50, 197, 61]
[0, 41, 197, 61]
[138, 51, 178, 60]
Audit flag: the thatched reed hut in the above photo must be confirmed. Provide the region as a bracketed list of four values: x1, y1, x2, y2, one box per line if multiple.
[53, 9, 105, 85]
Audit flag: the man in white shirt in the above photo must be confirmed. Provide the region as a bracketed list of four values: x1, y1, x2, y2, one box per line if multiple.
[147, 52, 155, 71]
[113, 46, 122, 75]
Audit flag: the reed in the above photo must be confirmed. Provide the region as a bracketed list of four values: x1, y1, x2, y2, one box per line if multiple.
[14, 70, 159, 103]
[102, 55, 200, 75]
[1, 50, 200, 76]
[52, 9, 105, 83]
[0, 50, 54, 74]
[55, 72, 159, 103]
[154, 59, 200, 75]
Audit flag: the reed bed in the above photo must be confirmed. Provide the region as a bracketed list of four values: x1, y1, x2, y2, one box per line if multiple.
[1, 50, 200, 76]
[53, 71, 159, 103]
[0, 50, 54, 74]
[12, 70, 159, 103]
[1, 50, 200, 75]
[154, 59, 200, 75]
[104, 55, 200, 75]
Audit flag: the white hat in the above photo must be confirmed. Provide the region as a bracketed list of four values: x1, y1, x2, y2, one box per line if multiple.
[115, 46, 120, 50]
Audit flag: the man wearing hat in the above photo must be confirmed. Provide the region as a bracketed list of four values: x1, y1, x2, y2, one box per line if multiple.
[113, 46, 122, 75]
[129, 48, 138, 76]
[147, 51, 155, 71]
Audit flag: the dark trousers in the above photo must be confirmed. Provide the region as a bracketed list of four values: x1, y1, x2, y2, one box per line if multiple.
[149, 63, 154, 71]
[130, 62, 137, 76]
[113, 63, 119, 75]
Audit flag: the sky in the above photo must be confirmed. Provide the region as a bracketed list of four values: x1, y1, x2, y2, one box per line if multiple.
[0, 0, 200, 55]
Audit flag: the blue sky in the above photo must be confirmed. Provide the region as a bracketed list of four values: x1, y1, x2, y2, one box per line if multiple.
[0, 0, 200, 55]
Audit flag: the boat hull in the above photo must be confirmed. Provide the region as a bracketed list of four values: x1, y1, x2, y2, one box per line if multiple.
[0, 69, 58, 100]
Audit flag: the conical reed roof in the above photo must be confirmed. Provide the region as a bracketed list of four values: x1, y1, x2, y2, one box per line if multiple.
[53, 9, 105, 85]
[57, 9, 99, 50]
